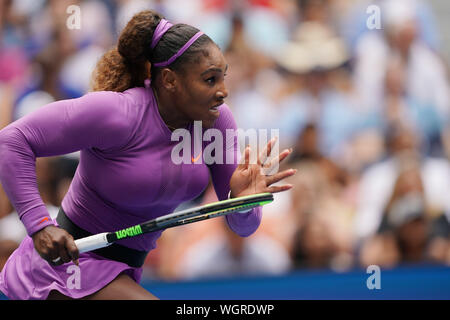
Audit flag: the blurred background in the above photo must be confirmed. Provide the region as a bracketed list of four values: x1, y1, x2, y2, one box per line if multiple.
[1, 0, 450, 299]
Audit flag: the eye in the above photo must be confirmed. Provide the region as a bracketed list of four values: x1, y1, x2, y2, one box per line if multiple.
[205, 76, 216, 85]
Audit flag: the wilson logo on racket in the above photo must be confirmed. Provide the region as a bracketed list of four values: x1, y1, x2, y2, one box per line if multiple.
[115, 225, 143, 240]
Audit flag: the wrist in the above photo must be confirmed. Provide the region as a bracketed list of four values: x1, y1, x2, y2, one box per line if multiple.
[20, 206, 55, 236]
[228, 190, 252, 214]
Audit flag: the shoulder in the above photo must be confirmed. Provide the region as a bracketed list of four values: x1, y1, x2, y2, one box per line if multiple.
[78, 89, 137, 112]
[73, 90, 127, 116]
[79, 87, 150, 108]
[72, 90, 147, 147]
[122, 86, 151, 106]
[77, 89, 148, 128]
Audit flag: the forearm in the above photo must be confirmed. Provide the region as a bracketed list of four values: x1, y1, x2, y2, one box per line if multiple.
[208, 104, 263, 237]
[211, 163, 262, 237]
[0, 91, 133, 235]
[0, 125, 54, 235]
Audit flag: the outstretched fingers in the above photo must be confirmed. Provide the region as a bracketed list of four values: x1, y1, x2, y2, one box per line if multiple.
[261, 148, 293, 176]
[238, 145, 251, 170]
[266, 183, 294, 194]
[266, 168, 297, 185]
[258, 136, 278, 166]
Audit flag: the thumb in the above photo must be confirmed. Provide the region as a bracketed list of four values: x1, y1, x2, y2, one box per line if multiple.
[65, 236, 80, 266]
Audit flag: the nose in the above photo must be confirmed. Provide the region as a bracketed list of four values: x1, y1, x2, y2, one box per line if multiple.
[216, 86, 228, 100]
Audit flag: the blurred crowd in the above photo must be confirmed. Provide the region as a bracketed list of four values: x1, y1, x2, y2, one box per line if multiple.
[1, 0, 450, 281]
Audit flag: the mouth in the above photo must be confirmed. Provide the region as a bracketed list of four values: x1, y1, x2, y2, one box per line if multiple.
[208, 102, 223, 117]
[209, 102, 223, 111]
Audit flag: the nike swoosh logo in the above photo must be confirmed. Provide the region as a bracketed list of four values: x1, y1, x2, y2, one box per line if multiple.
[191, 153, 202, 163]
[38, 217, 49, 225]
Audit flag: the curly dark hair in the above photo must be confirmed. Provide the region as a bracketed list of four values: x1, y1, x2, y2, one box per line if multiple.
[91, 10, 215, 92]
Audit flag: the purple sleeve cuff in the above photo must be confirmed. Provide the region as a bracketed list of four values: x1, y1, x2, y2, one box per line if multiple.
[20, 205, 55, 236]
[226, 206, 262, 237]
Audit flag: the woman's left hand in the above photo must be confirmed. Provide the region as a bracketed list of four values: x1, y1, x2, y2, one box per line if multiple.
[229, 137, 297, 198]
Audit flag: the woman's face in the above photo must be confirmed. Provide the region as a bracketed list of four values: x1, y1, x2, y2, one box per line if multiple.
[173, 43, 229, 128]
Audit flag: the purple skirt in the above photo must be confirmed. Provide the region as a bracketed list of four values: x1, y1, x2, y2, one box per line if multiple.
[0, 235, 143, 300]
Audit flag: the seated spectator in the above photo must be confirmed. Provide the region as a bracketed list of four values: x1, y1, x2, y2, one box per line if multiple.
[354, 124, 450, 243]
[353, 0, 449, 122]
[275, 22, 370, 159]
[371, 54, 444, 156]
[359, 159, 450, 267]
[288, 157, 355, 272]
[291, 212, 335, 269]
[344, 0, 440, 52]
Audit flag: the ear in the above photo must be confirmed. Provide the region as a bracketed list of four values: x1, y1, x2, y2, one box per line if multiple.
[145, 61, 151, 79]
[160, 68, 178, 92]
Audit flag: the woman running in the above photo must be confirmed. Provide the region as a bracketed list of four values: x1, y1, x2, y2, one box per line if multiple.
[0, 10, 295, 300]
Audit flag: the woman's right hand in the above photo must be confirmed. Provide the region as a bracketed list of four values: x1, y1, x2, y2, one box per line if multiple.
[32, 225, 79, 266]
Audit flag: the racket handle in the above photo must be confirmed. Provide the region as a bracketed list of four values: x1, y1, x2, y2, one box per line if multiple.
[75, 232, 111, 253]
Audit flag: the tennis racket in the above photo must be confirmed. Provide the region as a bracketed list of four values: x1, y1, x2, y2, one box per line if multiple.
[63, 193, 273, 256]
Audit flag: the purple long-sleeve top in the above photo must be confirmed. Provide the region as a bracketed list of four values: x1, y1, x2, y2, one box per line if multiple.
[0, 87, 262, 252]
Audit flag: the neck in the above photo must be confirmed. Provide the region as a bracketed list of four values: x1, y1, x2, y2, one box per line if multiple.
[152, 86, 189, 130]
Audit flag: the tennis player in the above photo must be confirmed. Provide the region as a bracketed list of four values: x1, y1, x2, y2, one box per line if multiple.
[0, 10, 295, 300]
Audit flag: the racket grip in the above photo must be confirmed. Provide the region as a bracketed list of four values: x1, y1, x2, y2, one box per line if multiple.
[75, 232, 111, 253]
